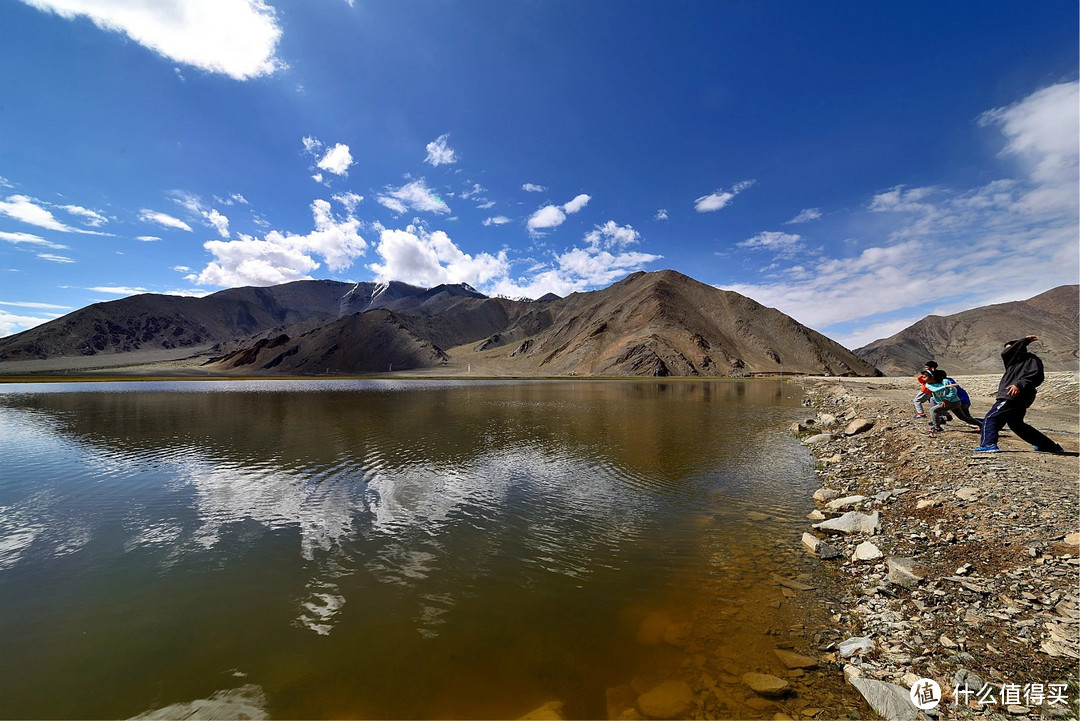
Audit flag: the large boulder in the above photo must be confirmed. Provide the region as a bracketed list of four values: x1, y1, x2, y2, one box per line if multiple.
[813, 510, 880, 535]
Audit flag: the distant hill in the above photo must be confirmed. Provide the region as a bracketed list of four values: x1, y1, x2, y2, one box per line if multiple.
[854, 285, 1079, 375]
[0, 279, 481, 361]
[205, 270, 880, 377]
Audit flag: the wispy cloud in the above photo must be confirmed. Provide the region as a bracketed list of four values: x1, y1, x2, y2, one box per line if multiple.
[19, 0, 285, 80]
[59, 204, 109, 227]
[424, 134, 458, 167]
[482, 216, 511, 226]
[655, 209, 668, 221]
[786, 208, 822, 224]
[0, 231, 68, 249]
[694, 180, 755, 213]
[522, 183, 547, 193]
[723, 81, 1079, 348]
[0, 194, 105, 234]
[139, 209, 193, 232]
[87, 285, 147, 296]
[377, 179, 450, 215]
[36, 253, 74, 263]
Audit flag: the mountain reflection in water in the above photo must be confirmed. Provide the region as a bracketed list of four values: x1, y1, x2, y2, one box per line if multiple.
[0, 379, 816, 720]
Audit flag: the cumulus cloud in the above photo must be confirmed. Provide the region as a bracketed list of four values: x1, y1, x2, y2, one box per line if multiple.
[723, 83, 1079, 348]
[482, 216, 511, 226]
[584, 221, 641, 250]
[169, 191, 232, 236]
[786, 208, 822, 224]
[317, 143, 354, 176]
[694, 180, 755, 212]
[377, 179, 450, 215]
[19, 0, 284, 80]
[368, 224, 508, 288]
[0, 194, 105, 234]
[0, 309, 55, 337]
[655, 209, 669, 221]
[190, 199, 367, 287]
[522, 183, 547, 193]
[424, 134, 458, 166]
[527, 194, 591, 235]
[139, 209, 192, 232]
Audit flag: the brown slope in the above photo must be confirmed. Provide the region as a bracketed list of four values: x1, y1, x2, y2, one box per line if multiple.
[0, 280, 357, 361]
[464, 270, 879, 376]
[204, 310, 449, 374]
[854, 285, 1079, 375]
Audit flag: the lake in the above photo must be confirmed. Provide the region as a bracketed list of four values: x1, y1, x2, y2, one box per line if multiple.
[0, 379, 827, 719]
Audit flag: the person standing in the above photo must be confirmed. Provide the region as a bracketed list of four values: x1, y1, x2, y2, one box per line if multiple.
[974, 336, 1064, 453]
[913, 361, 939, 418]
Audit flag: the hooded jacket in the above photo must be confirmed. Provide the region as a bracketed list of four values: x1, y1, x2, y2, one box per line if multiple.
[996, 337, 1044, 405]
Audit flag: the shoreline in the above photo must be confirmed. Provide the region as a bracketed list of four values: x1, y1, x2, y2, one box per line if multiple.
[791, 373, 1079, 720]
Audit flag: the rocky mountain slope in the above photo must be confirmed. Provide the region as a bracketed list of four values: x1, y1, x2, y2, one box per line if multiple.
[854, 285, 1079, 376]
[206, 270, 880, 377]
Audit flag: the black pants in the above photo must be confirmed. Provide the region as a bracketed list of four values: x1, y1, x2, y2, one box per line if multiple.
[980, 398, 1057, 448]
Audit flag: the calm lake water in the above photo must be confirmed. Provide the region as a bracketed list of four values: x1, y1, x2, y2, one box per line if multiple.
[0, 379, 821, 720]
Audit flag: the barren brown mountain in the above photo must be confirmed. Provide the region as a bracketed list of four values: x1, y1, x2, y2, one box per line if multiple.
[854, 285, 1079, 376]
[207, 270, 879, 377]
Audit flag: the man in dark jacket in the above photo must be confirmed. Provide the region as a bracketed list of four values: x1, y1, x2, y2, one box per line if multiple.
[975, 335, 1064, 453]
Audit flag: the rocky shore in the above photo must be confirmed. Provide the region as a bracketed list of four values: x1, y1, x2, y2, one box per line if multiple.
[791, 372, 1079, 721]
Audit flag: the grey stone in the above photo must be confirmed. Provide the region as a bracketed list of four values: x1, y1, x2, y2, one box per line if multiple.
[813, 487, 840, 503]
[827, 495, 867, 511]
[844, 419, 875, 436]
[804, 433, 834, 445]
[813, 510, 880, 536]
[818, 413, 838, 427]
[853, 541, 883, 561]
[954, 487, 980, 502]
[849, 678, 919, 721]
[801, 533, 842, 560]
[887, 557, 925, 588]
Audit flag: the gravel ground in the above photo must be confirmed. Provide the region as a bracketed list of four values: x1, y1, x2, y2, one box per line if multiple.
[790, 372, 1079, 721]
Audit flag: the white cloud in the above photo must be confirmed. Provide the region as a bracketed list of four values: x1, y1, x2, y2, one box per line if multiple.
[377, 179, 450, 215]
[482, 216, 511, 226]
[36, 253, 74, 263]
[563, 194, 591, 214]
[980, 80, 1079, 187]
[60, 204, 108, 226]
[87, 286, 147, 296]
[368, 224, 508, 288]
[20, 0, 284, 80]
[786, 208, 822, 224]
[139, 209, 193, 232]
[0, 300, 71, 310]
[527, 194, 591, 235]
[0, 194, 104, 234]
[0, 231, 68, 249]
[869, 185, 935, 213]
[136, 235, 161, 242]
[191, 198, 367, 287]
[522, 183, 547, 193]
[527, 205, 566, 233]
[172, 265, 191, 272]
[655, 209, 668, 221]
[738, 231, 803, 254]
[333, 191, 364, 213]
[488, 245, 662, 300]
[317, 143, 354, 176]
[0, 309, 54, 337]
[205, 208, 230, 237]
[584, 221, 641, 250]
[424, 134, 458, 167]
[694, 180, 755, 212]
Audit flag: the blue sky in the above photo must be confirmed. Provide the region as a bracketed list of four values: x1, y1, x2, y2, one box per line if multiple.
[1, 1, 1077, 348]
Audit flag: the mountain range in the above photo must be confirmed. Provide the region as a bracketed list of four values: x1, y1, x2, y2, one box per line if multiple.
[0, 270, 877, 377]
[0, 272, 1074, 378]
